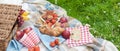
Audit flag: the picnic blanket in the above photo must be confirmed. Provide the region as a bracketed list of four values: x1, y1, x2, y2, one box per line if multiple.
[0, 0, 118, 51]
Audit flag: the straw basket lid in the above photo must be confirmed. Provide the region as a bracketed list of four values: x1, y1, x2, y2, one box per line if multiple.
[0, 4, 21, 40]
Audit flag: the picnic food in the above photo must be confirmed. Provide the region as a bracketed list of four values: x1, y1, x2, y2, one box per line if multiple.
[16, 30, 24, 40]
[62, 30, 70, 39]
[17, 14, 24, 27]
[23, 27, 32, 34]
[59, 17, 68, 23]
[20, 10, 29, 21]
[28, 47, 34, 51]
[41, 10, 58, 27]
[50, 41, 56, 47]
[39, 24, 64, 36]
[18, 9, 29, 27]
[50, 38, 60, 47]
[54, 39, 59, 45]
[34, 46, 40, 51]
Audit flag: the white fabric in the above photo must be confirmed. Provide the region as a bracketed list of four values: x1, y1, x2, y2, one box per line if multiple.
[0, 0, 22, 5]
[104, 41, 118, 51]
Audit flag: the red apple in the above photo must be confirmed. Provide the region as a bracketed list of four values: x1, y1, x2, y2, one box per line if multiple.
[51, 19, 56, 24]
[59, 17, 68, 23]
[62, 30, 70, 39]
[53, 16, 58, 20]
[19, 31, 24, 39]
[53, 13, 58, 17]
[16, 31, 24, 40]
[23, 27, 32, 34]
[16, 30, 21, 35]
[46, 20, 50, 23]
[16, 31, 21, 40]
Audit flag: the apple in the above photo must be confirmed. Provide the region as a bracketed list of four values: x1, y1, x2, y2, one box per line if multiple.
[46, 20, 50, 23]
[16, 31, 24, 40]
[53, 16, 58, 20]
[23, 27, 32, 34]
[59, 17, 68, 23]
[53, 13, 58, 17]
[51, 19, 56, 24]
[19, 31, 24, 39]
[62, 30, 70, 39]
[16, 31, 21, 40]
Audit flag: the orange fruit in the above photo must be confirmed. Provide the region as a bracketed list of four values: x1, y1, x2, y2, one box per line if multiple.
[50, 42, 56, 47]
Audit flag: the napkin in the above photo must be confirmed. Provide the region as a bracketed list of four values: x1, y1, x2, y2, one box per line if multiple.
[66, 25, 93, 47]
[6, 39, 23, 51]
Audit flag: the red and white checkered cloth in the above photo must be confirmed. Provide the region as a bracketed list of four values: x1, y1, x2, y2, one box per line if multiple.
[27, 30, 40, 45]
[66, 25, 93, 47]
[19, 34, 35, 48]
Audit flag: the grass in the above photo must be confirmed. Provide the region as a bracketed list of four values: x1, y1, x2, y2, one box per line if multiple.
[48, 0, 120, 50]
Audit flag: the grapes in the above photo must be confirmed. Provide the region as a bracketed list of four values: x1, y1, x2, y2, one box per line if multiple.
[19, 9, 25, 15]
[17, 9, 25, 27]
[18, 16, 24, 27]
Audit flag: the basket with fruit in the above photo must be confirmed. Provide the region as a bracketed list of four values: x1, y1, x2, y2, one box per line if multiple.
[38, 10, 70, 37]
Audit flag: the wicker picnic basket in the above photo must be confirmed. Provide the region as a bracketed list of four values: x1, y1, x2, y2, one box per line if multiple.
[0, 4, 21, 51]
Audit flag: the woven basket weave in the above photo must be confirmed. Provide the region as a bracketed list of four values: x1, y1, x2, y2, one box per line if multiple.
[0, 4, 21, 51]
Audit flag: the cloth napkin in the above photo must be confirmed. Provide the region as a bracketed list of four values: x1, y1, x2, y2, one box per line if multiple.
[66, 25, 93, 47]
[34, 27, 65, 51]
[6, 39, 23, 51]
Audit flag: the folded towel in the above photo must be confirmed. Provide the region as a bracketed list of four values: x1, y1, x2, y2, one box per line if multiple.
[34, 27, 65, 51]
[6, 39, 23, 51]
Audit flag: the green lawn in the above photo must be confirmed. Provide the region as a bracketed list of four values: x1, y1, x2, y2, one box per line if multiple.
[49, 0, 120, 50]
